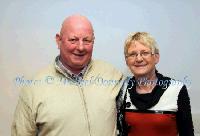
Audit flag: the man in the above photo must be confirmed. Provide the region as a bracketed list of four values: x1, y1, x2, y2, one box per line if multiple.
[12, 15, 123, 136]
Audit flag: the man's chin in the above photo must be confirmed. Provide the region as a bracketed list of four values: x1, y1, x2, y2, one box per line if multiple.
[73, 59, 90, 66]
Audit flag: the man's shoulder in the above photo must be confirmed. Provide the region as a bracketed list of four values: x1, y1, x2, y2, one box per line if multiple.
[33, 63, 57, 79]
[19, 64, 57, 97]
[91, 59, 118, 70]
[90, 59, 123, 77]
[20, 64, 56, 90]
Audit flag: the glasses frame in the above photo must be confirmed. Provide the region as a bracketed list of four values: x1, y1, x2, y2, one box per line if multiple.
[126, 51, 155, 59]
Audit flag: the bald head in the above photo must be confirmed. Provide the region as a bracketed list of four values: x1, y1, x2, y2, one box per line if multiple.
[60, 14, 94, 36]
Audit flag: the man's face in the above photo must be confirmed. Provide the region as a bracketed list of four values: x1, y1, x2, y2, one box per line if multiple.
[56, 23, 94, 72]
[126, 41, 159, 78]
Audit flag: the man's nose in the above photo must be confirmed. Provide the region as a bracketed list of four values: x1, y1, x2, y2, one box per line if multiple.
[77, 40, 85, 51]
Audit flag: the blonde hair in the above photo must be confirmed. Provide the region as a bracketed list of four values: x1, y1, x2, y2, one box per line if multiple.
[124, 32, 159, 57]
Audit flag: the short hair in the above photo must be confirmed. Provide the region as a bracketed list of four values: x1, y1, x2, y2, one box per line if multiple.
[124, 32, 159, 57]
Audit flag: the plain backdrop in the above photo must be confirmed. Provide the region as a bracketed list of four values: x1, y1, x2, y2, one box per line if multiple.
[0, 0, 200, 135]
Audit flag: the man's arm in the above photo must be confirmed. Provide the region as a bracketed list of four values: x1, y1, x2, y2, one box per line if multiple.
[11, 88, 37, 136]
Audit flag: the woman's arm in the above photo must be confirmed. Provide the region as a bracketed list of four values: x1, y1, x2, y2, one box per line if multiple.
[177, 85, 194, 136]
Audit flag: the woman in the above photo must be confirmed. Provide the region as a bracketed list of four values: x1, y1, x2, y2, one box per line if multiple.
[117, 32, 194, 136]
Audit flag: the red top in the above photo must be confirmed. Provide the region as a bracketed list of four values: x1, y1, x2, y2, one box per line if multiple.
[125, 111, 178, 136]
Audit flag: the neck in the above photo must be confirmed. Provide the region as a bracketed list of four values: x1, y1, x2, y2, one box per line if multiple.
[135, 71, 157, 94]
[68, 67, 83, 75]
[60, 58, 84, 75]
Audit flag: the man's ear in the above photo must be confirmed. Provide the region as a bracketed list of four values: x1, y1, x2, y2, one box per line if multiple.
[55, 34, 61, 49]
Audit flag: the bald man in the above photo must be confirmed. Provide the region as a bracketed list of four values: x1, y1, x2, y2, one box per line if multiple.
[12, 15, 123, 136]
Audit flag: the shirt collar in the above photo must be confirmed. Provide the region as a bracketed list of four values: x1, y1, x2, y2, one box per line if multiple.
[55, 56, 88, 81]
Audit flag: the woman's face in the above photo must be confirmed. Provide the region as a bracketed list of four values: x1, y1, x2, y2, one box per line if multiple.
[126, 41, 159, 78]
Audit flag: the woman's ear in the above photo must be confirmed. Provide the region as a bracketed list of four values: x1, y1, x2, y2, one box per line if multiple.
[154, 53, 160, 64]
[125, 57, 128, 65]
[55, 34, 61, 49]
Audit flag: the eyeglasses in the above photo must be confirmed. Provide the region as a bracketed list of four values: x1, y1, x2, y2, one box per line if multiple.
[126, 51, 154, 59]
[67, 37, 94, 45]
